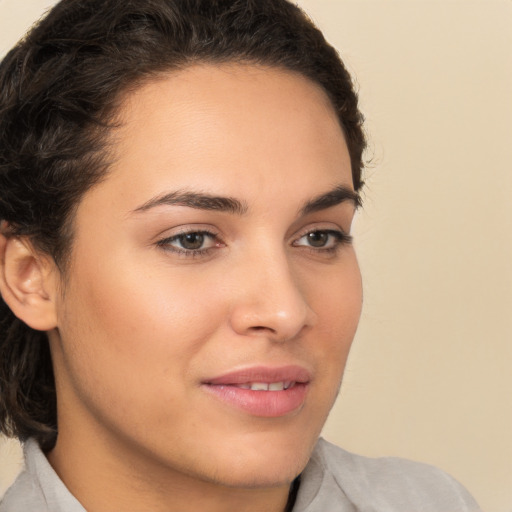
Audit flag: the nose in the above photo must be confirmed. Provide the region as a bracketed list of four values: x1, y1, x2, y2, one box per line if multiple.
[228, 251, 317, 342]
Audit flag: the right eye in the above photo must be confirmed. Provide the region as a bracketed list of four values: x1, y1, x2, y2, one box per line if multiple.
[156, 230, 222, 256]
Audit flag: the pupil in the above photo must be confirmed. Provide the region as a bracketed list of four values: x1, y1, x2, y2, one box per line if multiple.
[308, 232, 328, 247]
[181, 233, 204, 250]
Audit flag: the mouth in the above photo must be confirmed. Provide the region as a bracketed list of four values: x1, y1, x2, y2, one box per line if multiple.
[202, 366, 311, 417]
[228, 381, 297, 391]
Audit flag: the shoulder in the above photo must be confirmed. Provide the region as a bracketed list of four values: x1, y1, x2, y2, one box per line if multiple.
[0, 460, 39, 512]
[0, 439, 84, 512]
[294, 438, 482, 512]
[0, 438, 48, 512]
[0, 437, 23, 500]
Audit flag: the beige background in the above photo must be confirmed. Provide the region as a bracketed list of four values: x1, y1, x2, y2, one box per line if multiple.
[0, 1, 511, 511]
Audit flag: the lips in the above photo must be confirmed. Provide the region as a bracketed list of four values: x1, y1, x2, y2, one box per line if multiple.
[202, 365, 311, 417]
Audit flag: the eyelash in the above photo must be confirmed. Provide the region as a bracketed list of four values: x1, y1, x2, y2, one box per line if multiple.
[156, 229, 220, 258]
[292, 229, 353, 254]
[156, 228, 352, 258]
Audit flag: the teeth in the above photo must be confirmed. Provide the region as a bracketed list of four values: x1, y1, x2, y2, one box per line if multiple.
[251, 382, 269, 391]
[232, 381, 296, 391]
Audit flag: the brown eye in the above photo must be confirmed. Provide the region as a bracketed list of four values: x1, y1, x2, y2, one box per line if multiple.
[293, 229, 351, 251]
[157, 230, 220, 254]
[306, 231, 329, 247]
[178, 233, 205, 250]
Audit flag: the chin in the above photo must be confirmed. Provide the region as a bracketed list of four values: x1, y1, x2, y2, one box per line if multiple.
[197, 429, 317, 488]
[209, 455, 307, 489]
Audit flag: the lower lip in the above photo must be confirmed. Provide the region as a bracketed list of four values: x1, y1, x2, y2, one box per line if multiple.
[202, 383, 308, 417]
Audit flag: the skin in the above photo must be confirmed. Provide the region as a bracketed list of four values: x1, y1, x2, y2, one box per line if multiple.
[36, 64, 363, 511]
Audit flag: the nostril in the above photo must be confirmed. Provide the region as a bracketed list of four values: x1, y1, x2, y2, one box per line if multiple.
[250, 326, 275, 332]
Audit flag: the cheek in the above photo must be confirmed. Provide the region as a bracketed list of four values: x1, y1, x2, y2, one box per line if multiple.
[296, 256, 362, 441]
[309, 254, 362, 339]
[57, 253, 227, 401]
[307, 254, 362, 385]
[75, 252, 223, 343]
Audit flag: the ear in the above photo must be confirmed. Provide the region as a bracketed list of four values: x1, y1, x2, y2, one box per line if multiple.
[0, 231, 58, 331]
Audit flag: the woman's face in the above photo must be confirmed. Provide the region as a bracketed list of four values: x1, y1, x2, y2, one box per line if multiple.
[48, 64, 362, 489]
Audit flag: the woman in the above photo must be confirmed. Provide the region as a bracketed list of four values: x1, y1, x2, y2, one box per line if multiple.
[0, 1, 481, 510]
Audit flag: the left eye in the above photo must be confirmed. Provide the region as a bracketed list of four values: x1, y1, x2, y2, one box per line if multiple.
[293, 230, 348, 249]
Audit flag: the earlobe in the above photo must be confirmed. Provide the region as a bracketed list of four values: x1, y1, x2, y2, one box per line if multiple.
[0, 232, 58, 331]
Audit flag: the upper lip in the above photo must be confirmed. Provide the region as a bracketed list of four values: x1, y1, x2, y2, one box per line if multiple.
[203, 365, 311, 385]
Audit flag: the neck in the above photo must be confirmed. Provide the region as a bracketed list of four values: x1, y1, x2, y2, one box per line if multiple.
[47, 428, 294, 512]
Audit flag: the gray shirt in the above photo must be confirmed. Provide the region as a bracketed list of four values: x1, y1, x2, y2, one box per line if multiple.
[0, 438, 481, 511]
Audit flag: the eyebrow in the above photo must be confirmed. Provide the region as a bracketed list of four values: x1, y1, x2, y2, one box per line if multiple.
[132, 184, 360, 216]
[132, 190, 248, 215]
[299, 185, 361, 216]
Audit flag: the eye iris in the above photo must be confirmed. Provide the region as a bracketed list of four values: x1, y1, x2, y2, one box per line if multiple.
[307, 231, 328, 247]
[180, 233, 204, 250]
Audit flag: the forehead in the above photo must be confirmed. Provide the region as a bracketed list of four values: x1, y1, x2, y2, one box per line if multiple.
[85, 63, 353, 215]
